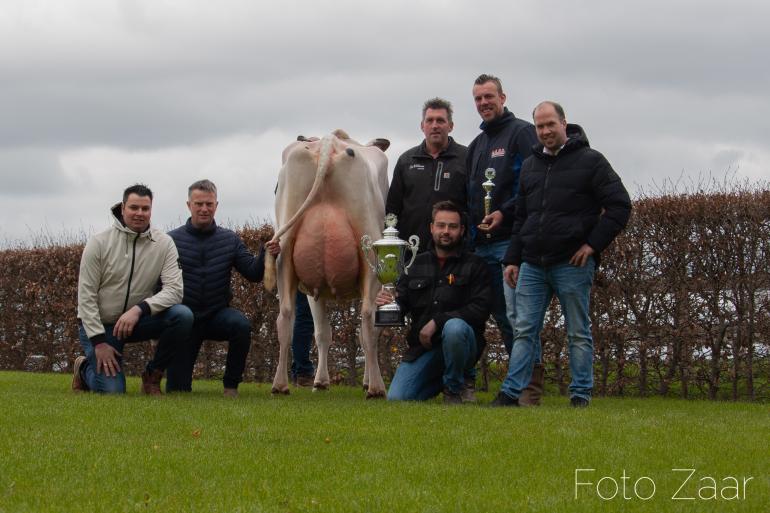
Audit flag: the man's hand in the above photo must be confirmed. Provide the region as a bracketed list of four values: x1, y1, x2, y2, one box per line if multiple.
[503, 265, 519, 288]
[375, 288, 395, 307]
[419, 320, 437, 349]
[478, 210, 503, 232]
[265, 239, 281, 257]
[95, 343, 122, 376]
[113, 305, 142, 340]
[569, 244, 595, 267]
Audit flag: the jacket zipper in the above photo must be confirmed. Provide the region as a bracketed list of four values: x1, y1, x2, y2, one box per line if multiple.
[122, 234, 139, 312]
[539, 162, 553, 266]
[433, 161, 444, 191]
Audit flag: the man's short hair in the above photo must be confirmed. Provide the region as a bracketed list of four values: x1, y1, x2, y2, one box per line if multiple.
[422, 97, 453, 124]
[431, 200, 465, 225]
[533, 100, 566, 121]
[123, 183, 153, 203]
[474, 73, 504, 95]
[188, 179, 218, 198]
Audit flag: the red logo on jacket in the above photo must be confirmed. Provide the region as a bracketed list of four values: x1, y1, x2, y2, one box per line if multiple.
[491, 148, 506, 158]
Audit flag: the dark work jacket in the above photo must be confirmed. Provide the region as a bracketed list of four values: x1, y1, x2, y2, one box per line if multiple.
[503, 124, 632, 267]
[395, 248, 491, 361]
[386, 137, 468, 251]
[168, 219, 265, 319]
[467, 108, 538, 246]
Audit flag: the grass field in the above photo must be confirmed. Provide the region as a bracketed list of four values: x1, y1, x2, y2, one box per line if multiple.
[0, 371, 767, 513]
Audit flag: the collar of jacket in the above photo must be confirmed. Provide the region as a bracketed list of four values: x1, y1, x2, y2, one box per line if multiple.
[109, 202, 155, 240]
[416, 137, 461, 159]
[184, 217, 217, 236]
[479, 107, 515, 135]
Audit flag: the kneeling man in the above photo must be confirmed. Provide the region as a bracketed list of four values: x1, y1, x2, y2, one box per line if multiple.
[165, 179, 280, 397]
[382, 201, 491, 404]
[73, 183, 193, 395]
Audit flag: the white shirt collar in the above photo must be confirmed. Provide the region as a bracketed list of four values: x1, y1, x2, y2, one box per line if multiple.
[543, 139, 568, 156]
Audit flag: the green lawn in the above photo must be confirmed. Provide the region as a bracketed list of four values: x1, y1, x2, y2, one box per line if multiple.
[0, 371, 767, 513]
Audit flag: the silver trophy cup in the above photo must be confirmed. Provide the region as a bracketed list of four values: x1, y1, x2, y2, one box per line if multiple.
[361, 214, 420, 326]
[478, 167, 496, 233]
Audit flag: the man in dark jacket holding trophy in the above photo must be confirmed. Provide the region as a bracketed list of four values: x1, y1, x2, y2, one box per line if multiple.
[376, 201, 491, 404]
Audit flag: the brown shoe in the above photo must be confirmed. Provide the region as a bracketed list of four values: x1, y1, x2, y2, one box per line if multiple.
[293, 374, 314, 388]
[141, 368, 164, 396]
[461, 378, 477, 403]
[223, 387, 238, 398]
[72, 356, 89, 392]
[443, 389, 463, 405]
[519, 363, 545, 406]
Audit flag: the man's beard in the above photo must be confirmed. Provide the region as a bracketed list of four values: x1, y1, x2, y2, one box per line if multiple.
[434, 236, 462, 251]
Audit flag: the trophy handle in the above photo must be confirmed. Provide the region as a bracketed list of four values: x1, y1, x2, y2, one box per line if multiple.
[403, 235, 420, 274]
[360, 234, 377, 273]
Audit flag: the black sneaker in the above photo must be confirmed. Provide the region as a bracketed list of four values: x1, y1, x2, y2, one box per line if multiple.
[490, 391, 519, 407]
[570, 396, 589, 408]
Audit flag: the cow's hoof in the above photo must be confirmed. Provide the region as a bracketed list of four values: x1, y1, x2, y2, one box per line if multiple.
[312, 383, 329, 392]
[365, 390, 386, 400]
[271, 387, 290, 395]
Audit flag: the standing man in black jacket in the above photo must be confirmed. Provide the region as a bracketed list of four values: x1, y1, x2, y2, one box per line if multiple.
[386, 97, 467, 253]
[166, 179, 280, 397]
[467, 74, 538, 357]
[491, 101, 631, 408]
[381, 201, 491, 404]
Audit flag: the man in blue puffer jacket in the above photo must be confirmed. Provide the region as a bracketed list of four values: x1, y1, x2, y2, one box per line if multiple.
[166, 179, 280, 397]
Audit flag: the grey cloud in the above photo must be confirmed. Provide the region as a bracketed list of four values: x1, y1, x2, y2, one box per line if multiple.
[2, 0, 766, 151]
[0, 149, 71, 195]
[0, 0, 768, 244]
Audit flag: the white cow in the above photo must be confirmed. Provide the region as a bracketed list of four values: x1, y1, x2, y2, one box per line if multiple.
[264, 130, 390, 397]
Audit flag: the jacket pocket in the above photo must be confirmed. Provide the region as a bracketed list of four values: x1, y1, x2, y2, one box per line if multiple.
[407, 278, 431, 307]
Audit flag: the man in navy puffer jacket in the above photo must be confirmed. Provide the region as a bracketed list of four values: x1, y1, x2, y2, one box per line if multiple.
[166, 179, 280, 397]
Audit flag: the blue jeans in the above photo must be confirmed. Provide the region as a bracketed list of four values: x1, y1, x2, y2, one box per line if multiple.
[77, 304, 193, 394]
[473, 240, 515, 354]
[501, 258, 595, 401]
[291, 291, 315, 378]
[165, 307, 252, 391]
[387, 318, 477, 400]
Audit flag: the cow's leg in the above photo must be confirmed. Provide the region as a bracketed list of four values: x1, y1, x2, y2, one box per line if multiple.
[272, 249, 297, 395]
[361, 272, 386, 398]
[360, 326, 383, 391]
[308, 298, 331, 390]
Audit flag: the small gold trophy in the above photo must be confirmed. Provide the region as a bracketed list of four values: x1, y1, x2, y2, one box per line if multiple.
[361, 214, 420, 326]
[478, 167, 496, 230]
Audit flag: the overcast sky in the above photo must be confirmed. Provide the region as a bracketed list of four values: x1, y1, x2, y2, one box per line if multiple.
[1, 0, 768, 246]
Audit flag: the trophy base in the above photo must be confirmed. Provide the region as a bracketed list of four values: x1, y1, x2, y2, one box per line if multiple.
[375, 309, 405, 327]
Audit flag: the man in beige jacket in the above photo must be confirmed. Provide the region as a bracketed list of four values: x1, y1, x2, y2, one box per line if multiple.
[72, 183, 193, 395]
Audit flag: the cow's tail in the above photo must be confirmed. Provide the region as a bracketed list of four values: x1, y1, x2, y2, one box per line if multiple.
[263, 244, 278, 293]
[264, 135, 334, 293]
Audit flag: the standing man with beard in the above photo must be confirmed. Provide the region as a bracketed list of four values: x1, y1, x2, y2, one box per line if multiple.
[380, 201, 491, 404]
